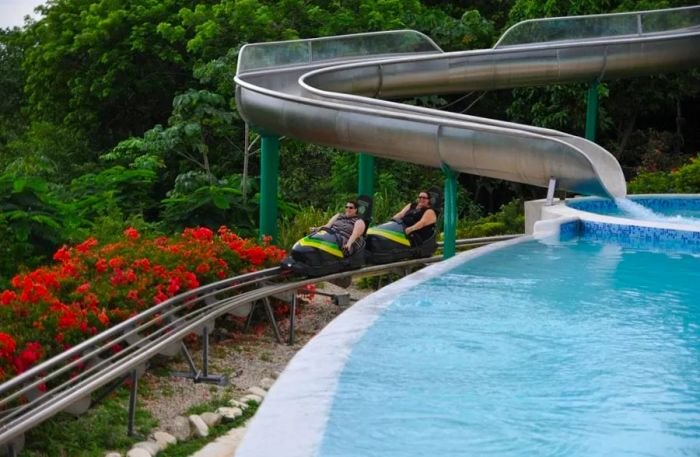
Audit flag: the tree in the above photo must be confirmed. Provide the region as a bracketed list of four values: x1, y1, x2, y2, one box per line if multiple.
[22, 0, 198, 152]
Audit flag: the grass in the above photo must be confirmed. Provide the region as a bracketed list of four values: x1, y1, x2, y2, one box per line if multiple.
[19, 387, 259, 457]
[158, 401, 259, 457]
[20, 387, 158, 457]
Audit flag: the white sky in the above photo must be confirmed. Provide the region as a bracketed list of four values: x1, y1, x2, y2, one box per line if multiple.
[0, 0, 45, 29]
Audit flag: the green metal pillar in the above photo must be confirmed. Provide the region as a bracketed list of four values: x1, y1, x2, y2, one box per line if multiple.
[441, 163, 458, 259]
[585, 82, 599, 142]
[358, 153, 375, 197]
[259, 135, 279, 244]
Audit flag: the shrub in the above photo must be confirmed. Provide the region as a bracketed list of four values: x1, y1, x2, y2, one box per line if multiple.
[628, 155, 700, 194]
[0, 226, 285, 382]
[456, 199, 524, 239]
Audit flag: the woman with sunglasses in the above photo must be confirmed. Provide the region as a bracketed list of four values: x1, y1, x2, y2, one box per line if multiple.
[319, 200, 367, 254]
[392, 191, 437, 244]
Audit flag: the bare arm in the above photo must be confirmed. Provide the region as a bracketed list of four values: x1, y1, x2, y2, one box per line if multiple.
[392, 203, 411, 221]
[343, 220, 366, 250]
[405, 209, 437, 235]
[325, 213, 339, 227]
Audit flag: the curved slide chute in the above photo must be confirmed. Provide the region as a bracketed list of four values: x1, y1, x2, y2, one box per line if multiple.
[235, 6, 700, 199]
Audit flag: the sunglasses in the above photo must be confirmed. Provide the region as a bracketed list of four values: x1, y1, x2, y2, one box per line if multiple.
[345, 205, 356, 209]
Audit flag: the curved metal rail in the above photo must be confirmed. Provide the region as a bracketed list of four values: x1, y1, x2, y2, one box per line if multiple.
[0, 234, 519, 448]
[235, 6, 700, 198]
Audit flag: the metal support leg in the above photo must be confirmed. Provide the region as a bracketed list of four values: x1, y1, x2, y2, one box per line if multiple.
[7, 443, 17, 457]
[288, 292, 297, 345]
[546, 177, 557, 206]
[202, 326, 209, 378]
[172, 341, 227, 385]
[260, 135, 280, 244]
[262, 297, 283, 343]
[441, 163, 458, 259]
[127, 370, 138, 437]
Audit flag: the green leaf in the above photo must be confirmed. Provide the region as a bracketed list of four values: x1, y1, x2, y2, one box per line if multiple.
[212, 193, 230, 209]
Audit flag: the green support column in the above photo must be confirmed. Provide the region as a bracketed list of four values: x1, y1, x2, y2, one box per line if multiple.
[441, 163, 458, 259]
[585, 82, 599, 142]
[358, 153, 375, 196]
[259, 135, 279, 244]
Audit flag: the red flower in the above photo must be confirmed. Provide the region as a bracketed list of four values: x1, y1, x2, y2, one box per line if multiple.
[123, 227, 140, 239]
[0, 333, 16, 357]
[17, 342, 42, 368]
[184, 272, 199, 290]
[132, 258, 151, 271]
[95, 258, 108, 273]
[76, 282, 90, 294]
[1, 290, 16, 305]
[76, 237, 98, 254]
[167, 278, 181, 296]
[108, 257, 125, 270]
[96, 308, 109, 326]
[53, 246, 71, 263]
[195, 263, 210, 274]
[58, 309, 78, 329]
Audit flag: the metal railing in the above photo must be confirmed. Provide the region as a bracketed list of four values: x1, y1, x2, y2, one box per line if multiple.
[0, 234, 521, 452]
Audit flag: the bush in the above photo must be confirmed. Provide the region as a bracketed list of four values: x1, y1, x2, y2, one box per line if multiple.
[628, 155, 700, 194]
[456, 199, 524, 239]
[278, 206, 336, 251]
[0, 226, 285, 382]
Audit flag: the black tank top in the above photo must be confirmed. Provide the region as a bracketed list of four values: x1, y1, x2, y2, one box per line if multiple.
[402, 203, 435, 240]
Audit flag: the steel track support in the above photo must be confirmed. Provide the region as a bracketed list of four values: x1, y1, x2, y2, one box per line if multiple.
[585, 82, 599, 141]
[442, 163, 458, 259]
[358, 153, 375, 197]
[127, 370, 138, 436]
[288, 292, 298, 345]
[260, 135, 280, 244]
[171, 330, 227, 386]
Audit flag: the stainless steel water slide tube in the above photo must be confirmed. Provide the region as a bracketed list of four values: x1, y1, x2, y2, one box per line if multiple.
[235, 6, 700, 199]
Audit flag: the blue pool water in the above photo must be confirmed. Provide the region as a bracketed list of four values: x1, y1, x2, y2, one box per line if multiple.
[319, 239, 700, 457]
[566, 197, 700, 225]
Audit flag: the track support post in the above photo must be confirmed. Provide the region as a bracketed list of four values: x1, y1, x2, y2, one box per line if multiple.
[585, 82, 599, 141]
[127, 370, 138, 436]
[358, 153, 375, 197]
[260, 135, 280, 244]
[441, 163, 458, 259]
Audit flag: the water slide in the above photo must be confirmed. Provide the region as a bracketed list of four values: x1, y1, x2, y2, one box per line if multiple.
[235, 6, 700, 199]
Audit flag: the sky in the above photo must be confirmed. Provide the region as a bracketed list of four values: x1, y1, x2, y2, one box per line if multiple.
[0, 0, 45, 29]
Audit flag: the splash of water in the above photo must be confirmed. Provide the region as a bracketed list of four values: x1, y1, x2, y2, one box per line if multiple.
[614, 198, 700, 226]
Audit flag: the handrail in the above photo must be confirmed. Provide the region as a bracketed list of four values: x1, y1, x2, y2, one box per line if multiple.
[0, 235, 520, 446]
[494, 5, 700, 47]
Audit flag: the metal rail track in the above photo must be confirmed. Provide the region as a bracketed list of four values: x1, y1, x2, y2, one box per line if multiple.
[0, 234, 520, 452]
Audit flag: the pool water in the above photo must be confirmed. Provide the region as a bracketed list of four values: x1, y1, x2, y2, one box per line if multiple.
[319, 239, 700, 457]
[567, 197, 700, 225]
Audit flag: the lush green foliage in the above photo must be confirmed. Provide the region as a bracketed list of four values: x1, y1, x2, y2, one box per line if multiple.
[628, 155, 700, 194]
[1, 0, 699, 285]
[456, 199, 525, 238]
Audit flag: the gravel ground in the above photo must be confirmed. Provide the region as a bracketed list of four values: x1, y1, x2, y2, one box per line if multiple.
[139, 281, 373, 429]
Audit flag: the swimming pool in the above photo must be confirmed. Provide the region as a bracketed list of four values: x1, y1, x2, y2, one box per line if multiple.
[566, 195, 700, 225]
[236, 235, 700, 457]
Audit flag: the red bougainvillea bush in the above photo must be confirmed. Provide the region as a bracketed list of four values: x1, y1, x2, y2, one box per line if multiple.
[0, 226, 285, 383]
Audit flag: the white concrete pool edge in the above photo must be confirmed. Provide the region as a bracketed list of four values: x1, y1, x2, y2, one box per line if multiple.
[525, 194, 700, 235]
[234, 235, 532, 457]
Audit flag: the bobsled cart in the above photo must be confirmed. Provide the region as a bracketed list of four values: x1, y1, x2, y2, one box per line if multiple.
[280, 196, 372, 277]
[365, 187, 442, 264]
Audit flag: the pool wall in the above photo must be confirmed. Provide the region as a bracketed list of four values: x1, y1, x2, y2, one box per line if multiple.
[234, 235, 533, 457]
[527, 194, 700, 251]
